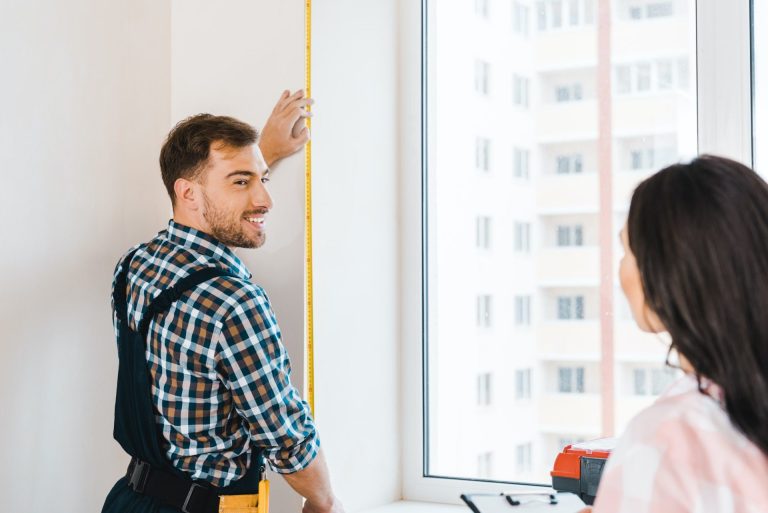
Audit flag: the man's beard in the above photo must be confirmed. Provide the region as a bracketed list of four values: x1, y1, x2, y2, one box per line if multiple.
[202, 192, 266, 249]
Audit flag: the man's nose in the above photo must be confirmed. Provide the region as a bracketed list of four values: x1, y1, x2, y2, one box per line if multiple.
[253, 181, 273, 210]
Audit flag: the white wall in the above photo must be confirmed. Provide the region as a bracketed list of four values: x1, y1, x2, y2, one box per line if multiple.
[313, 0, 401, 510]
[170, 1, 307, 510]
[0, 0, 171, 511]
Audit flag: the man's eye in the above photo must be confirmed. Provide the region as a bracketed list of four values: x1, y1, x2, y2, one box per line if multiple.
[234, 180, 248, 186]
[261, 177, 270, 184]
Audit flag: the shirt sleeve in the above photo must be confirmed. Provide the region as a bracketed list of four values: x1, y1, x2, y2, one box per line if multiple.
[214, 283, 319, 474]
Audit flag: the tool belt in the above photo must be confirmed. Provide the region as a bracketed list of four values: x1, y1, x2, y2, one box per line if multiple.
[126, 456, 267, 513]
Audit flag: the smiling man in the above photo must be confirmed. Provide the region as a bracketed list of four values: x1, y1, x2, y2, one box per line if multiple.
[102, 91, 344, 513]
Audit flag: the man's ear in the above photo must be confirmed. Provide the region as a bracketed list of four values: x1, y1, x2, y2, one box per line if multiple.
[174, 178, 201, 211]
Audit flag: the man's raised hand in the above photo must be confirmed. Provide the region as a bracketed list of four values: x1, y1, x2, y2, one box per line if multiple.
[259, 89, 314, 167]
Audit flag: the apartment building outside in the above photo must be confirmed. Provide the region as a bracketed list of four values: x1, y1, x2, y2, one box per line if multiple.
[427, 0, 696, 482]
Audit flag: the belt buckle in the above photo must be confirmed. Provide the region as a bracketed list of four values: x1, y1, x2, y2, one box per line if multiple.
[127, 458, 150, 494]
[182, 482, 205, 513]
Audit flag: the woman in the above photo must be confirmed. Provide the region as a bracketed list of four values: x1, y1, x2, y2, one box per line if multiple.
[586, 155, 768, 512]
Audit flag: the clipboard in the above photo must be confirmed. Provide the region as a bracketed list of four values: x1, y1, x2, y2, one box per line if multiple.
[460, 491, 585, 513]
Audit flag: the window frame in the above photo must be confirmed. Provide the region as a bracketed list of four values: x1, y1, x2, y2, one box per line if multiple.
[400, 0, 754, 503]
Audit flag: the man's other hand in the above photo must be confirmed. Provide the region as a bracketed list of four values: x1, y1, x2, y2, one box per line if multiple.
[259, 89, 313, 167]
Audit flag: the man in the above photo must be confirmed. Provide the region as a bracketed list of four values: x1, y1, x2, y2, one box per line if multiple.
[102, 90, 343, 513]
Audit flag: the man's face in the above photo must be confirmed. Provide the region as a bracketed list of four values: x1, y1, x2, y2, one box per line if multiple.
[198, 142, 273, 249]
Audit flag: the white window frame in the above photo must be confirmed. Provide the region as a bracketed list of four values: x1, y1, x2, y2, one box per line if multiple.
[400, 0, 753, 503]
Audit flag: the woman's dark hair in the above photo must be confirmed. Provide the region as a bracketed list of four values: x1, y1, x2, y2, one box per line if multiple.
[628, 154, 768, 456]
[159, 114, 258, 205]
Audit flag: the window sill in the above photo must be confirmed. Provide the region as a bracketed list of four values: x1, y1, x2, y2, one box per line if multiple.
[358, 501, 465, 513]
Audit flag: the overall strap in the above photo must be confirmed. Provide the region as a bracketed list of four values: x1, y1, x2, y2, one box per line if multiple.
[138, 266, 236, 337]
[113, 248, 140, 326]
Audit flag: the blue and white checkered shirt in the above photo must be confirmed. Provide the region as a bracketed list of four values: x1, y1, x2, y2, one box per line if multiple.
[111, 220, 319, 486]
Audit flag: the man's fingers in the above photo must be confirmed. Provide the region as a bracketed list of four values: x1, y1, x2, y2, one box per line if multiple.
[273, 90, 291, 113]
[294, 126, 311, 145]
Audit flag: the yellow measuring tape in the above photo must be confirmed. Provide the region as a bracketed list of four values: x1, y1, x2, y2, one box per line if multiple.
[304, 0, 315, 417]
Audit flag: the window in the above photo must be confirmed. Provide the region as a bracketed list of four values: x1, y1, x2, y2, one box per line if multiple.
[475, 60, 490, 95]
[551, 0, 562, 28]
[513, 148, 530, 179]
[636, 62, 651, 91]
[555, 154, 583, 174]
[513, 222, 531, 252]
[476, 216, 492, 249]
[423, 0, 699, 487]
[514, 295, 531, 325]
[558, 366, 585, 393]
[515, 443, 533, 473]
[478, 452, 494, 478]
[536, 1, 547, 30]
[476, 137, 491, 171]
[633, 367, 677, 395]
[558, 436, 585, 449]
[477, 373, 493, 405]
[513, 2, 530, 35]
[557, 295, 584, 319]
[513, 75, 530, 107]
[476, 295, 492, 327]
[556, 225, 583, 247]
[475, 0, 489, 18]
[657, 60, 673, 89]
[647, 2, 674, 18]
[615, 65, 631, 93]
[568, 0, 579, 26]
[515, 368, 532, 399]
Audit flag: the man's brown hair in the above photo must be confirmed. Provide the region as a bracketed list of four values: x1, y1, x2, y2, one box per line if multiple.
[159, 114, 258, 204]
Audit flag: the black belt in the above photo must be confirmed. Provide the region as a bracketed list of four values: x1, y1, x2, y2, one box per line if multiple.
[126, 457, 255, 513]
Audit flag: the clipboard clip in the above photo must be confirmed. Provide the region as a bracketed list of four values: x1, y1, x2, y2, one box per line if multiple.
[504, 492, 558, 506]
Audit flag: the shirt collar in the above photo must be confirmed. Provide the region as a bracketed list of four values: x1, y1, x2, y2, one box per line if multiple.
[165, 219, 252, 280]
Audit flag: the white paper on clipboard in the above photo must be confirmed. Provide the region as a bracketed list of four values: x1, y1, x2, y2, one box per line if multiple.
[461, 492, 585, 513]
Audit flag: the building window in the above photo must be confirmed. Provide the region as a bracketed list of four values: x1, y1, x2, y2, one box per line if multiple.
[513, 148, 530, 179]
[514, 295, 531, 325]
[583, 0, 595, 24]
[476, 295, 492, 327]
[478, 451, 494, 478]
[537, 1, 547, 30]
[551, 0, 563, 28]
[568, 0, 579, 25]
[513, 75, 530, 107]
[514, 222, 531, 252]
[558, 366, 585, 393]
[513, 2, 530, 35]
[515, 443, 533, 473]
[630, 148, 656, 170]
[557, 295, 585, 319]
[555, 83, 583, 102]
[636, 62, 652, 91]
[634, 367, 678, 395]
[475, 0, 489, 18]
[556, 225, 584, 247]
[515, 368, 532, 399]
[476, 216, 492, 249]
[657, 60, 673, 89]
[647, 2, 674, 18]
[477, 373, 493, 405]
[616, 65, 632, 94]
[475, 138, 491, 171]
[475, 60, 490, 95]
[556, 154, 583, 174]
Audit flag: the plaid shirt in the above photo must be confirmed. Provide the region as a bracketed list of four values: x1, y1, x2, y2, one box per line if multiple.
[111, 220, 319, 487]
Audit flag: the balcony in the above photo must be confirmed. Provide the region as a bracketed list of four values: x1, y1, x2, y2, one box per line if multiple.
[614, 322, 671, 360]
[536, 173, 598, 214]
[538, 246, 600, 287]
[534, 29, 597, 72]
[537, 321, 600, 358]
[613, 169, 655, 206]
[538, 393, 601, 434]
[537, 100, 598, 143]
[613, 19, 692, 57]
[612, 92, 695, 138]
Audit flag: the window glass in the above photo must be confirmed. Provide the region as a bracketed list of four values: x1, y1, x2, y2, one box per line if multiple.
[426, 0, 695, 483]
